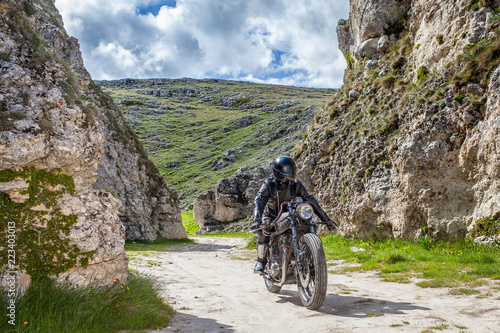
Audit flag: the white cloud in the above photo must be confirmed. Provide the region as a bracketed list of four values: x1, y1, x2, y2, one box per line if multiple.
[54, 0, 350, 88]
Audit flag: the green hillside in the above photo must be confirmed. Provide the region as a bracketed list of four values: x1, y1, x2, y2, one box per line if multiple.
[98, 78, 334, 207]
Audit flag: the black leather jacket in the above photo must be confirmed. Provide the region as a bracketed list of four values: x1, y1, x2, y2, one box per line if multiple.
[253, 177, 332, 223]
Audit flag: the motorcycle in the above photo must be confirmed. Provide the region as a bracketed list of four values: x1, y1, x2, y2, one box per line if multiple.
[252, 196, 329, 310]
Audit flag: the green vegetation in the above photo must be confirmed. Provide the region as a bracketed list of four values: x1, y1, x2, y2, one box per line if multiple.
[454, 93, 465, 103]
[0, 167, 95, 282]
[0, 52, 10, 62]
[181, 210, 200, 235]
[0, 275, 172, 333]
[345, 53, 354, 70]
[417, 65, 429, 83]
[468, 212, 500, 239]
[125, 237, 193, 252]
[466, 0, 486, 11]
[453, 36, 500, 85]
[23, 3, 35, 16]
[101, 79, 333, 206]
[436, 35, 444, 45]
[323, 234, 500, 288]
[123, 99, 146, 106]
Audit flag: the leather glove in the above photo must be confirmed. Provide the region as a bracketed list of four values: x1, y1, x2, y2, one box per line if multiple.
[251, 220, 261, 231]
[327, 220, 337, 231]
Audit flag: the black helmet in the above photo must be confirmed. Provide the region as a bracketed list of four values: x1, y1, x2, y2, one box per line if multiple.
[272, 156, 296, 181]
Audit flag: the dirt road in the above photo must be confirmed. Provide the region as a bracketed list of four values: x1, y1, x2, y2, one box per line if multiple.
[129, 237, 500, 333]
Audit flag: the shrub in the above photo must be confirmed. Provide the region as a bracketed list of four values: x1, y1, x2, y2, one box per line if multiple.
[345, 53, 354, 70]
[454, 93, 466, 103]
[123, 99, 146, 107]
[437, 35, 444, 45]
[24, 3, 35, 16]
[466, 0, 484, 11]
[417, 65, 429, 83]
[392, 56, 406, 70]
[233, 97, 251, 107]
[329, 108, 339, 120]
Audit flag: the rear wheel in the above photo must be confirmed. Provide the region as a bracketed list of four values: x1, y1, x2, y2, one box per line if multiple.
[296, 233, 327, 310]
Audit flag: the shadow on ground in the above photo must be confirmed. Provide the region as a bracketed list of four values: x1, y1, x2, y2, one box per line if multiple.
[163, 242, 236, 253]
[275, 291, 430, 317]
[156, 312, 235, 333]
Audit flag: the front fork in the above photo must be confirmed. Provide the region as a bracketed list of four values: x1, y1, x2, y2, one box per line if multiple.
[291, 209, 315, 285]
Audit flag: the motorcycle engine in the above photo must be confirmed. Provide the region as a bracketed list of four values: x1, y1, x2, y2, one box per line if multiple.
[270, 255, 281, 279]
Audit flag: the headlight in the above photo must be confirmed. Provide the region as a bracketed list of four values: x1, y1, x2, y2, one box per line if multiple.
[297, 203, 313, 220]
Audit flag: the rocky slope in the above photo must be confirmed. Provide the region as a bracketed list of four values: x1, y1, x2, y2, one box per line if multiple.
[0, 0, 183, 288]
[295, 0, 500, 242]
[99, 79, 333, 208]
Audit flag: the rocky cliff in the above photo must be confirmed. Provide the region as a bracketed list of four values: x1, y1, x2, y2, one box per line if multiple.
[0, 0, 184, 288]
[296, 0, 500, 242]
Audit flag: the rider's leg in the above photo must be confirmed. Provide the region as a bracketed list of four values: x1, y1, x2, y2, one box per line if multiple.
[254, 231, 269, 273]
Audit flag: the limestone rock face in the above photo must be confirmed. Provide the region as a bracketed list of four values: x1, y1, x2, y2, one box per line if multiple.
[339, 0, 500, 76]
[193, 167, 271, 232]
[94, 124, 186, 241]
[297, 0, 500, 241]
[0, 0, 183, 287]
[338, 0, 412, 61]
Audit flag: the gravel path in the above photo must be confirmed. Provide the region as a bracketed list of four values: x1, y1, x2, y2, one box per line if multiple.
[129, 237, 500, 333]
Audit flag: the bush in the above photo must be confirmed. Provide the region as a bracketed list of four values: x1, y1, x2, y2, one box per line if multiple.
[233, 97, 251, 107]
[123, 99, 146, 107]
[417, 65, 429, 83]
[345, 53, 354, 70]
[454, 93, 466, 103]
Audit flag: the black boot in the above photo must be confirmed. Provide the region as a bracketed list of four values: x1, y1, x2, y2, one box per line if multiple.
[254, 259, 266, 274]
[254, 243, 268, 273]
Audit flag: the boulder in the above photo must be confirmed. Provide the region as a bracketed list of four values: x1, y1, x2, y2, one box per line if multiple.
[193, 167, 271, 230]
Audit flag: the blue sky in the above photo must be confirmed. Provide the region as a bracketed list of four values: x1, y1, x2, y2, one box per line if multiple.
[137, 0, 177, 15]
[55, 0, 350, 88]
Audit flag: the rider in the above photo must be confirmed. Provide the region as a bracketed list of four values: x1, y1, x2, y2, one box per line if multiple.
[251, 156, 337, 273]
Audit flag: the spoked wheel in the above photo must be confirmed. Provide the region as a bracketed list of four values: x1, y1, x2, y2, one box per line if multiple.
[296, 233, 327, 310]
[264, 276, 282, 293]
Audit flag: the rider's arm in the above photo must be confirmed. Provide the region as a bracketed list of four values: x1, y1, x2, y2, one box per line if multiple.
[253, 181, 271, 223]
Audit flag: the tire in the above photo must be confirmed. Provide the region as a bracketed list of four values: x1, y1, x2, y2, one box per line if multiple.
[264, 276, 282, 293]
[296, 233, 327, 310]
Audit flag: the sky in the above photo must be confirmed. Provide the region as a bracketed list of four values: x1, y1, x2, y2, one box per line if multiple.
[54, 0, 350, 88]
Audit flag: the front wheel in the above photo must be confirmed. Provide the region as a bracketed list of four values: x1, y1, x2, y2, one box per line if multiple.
[296, 233, 327, 310]
[264, 276, 281, 293]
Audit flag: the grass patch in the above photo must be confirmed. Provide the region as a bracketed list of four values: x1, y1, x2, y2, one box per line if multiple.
[125, 237, 193, 252]
[0, 276, 172, 332]
[322, 234, 500, 288]
[181, 210, 200, 235]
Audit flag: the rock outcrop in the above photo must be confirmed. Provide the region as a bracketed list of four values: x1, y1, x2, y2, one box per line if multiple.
[193, 167, 271, 232]
[0, 0, 184, 288]
[296, 0, 500, 241]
